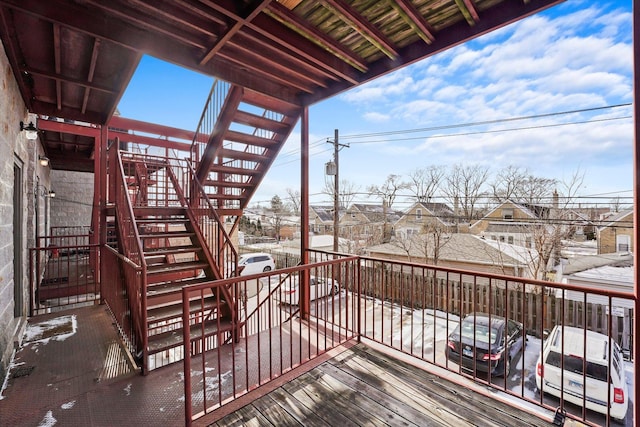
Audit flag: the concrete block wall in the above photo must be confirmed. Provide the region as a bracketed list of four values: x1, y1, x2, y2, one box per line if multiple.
[0, 40, 50, 380]
[50, 170, 94, 230]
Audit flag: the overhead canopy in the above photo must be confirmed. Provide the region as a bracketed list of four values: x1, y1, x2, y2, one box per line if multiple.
[0, 0, 564, 171]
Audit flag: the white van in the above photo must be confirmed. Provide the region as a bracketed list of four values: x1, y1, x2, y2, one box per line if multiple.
[535, 325, 628, 422]
[236, 252, 275, 276]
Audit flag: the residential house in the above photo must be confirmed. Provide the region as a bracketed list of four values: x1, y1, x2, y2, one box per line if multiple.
[597, 209, 634, 254]
[309, 205, 337, 235]
[470, 200, 542, 249]
[366, 233, 537, 278]
[340, 203, 403, 243]
[393, 201, 457, 239]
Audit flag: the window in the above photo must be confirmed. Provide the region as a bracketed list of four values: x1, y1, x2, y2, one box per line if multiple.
[616, 235, 631, 252]
[499, 236, 505, 242]
[502, 208, 514, 220]
[416, 209, 422, 220]
[507, 236, 514, 244]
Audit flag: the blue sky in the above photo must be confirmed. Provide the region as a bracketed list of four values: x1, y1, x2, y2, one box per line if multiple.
[117, 0, 633, 211]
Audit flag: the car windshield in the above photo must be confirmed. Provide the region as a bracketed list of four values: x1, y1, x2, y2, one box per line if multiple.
[460, 321, 498, 345]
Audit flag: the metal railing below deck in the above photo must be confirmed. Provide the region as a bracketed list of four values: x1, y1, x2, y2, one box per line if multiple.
[182, 257, 359, 424]
[29, 233, 99, 315]
[182, 252, 636, 427]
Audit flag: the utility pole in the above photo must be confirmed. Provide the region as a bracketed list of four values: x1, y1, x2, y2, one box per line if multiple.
[326, 129, 349, 252]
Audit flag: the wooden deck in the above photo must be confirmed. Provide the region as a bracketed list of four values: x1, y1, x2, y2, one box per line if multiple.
[206, 343, 554, 427]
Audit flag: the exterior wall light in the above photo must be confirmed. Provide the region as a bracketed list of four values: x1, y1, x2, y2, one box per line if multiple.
[38, 155, 50, 167]
[48, 190, 56, 198]
[20, 121, 38, 140]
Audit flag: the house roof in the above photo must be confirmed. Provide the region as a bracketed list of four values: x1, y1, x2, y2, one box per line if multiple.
[598, 208, 633, 231]
[470, 200, 539, 230]
[561, 252, 634, 275]
[367, 233, 536, 267]
[350, 203, 403, 223]
[310, 205, 338, 223]
[0, 0, 564, 172]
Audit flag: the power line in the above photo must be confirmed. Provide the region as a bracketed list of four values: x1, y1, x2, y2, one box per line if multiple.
[270, 103, 632, 167]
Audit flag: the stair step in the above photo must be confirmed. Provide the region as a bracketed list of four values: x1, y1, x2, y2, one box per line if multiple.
[234, 110, 290, 133]
[137, 218, 189, 225]
[225, 130, 278, 148]
[147, 296, 220, 325]
[139, 230, 195, 239]
[147, 276, 212, 298]
[147, 260, 209, 276]
[218, 148, 268, 163]
[133, 206, 186, 216]
[147, 319, 234, 354]
[144, 246, 200, 257]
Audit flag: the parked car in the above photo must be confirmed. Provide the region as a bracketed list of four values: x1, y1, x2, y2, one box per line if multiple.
[278, 275, 340, 305]
[445, 312, 525, 376]
[235, 252, 275, 276]
[535, 325, 628, 422]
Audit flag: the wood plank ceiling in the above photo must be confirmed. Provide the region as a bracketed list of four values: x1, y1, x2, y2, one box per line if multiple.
[0, 0, 564, 171]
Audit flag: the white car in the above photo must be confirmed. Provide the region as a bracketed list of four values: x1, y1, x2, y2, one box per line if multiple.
[535, 325, 628, 422]
[279, 275, 340, 305]
[236, 253, 275, 276]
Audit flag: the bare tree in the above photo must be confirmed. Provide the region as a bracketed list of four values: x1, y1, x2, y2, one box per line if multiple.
[489, 165, 528, 203]
[523, 169, 585, 280]
[416, 222, 450, 266]
[368, 174, 409, 208]
[408, 166, 445, 203]
[323, 179, 360, 209]
[368, 174, 410, 243]
[517, 175, 558, 205]
[285, 187, 301, 215]
[442, 164, 490, 222]
[610, 196, 622, 213]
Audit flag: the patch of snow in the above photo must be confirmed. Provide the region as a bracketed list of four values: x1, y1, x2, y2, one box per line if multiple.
[123, 383, 132, 396]
[38, 410, 57, 427]
[61, 400, 76, 410]
[0, 349, 18, 400]
[24, 315, 77, 346]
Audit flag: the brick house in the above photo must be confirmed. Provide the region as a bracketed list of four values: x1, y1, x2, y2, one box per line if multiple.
[393, 201, 457, 239]
[597, 209, 634, 254]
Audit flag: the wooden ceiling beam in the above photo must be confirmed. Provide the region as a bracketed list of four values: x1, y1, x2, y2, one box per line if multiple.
[83, 0, 209, 50]
[81, 38, 101, 114]
[2, 0, 302, 105]
[455, 0, 481, 26]
[218, 43, 320, 92]
[196, 0, 360, 84]
[321, 0, 397, 59]
[24, 66, 119, 94]
[233, 30, 336, 86]
[199, 0, 271, 66]
[266, 1, 368, 72]
[392, 0, 436, 44]
[53, 23, 62, 110]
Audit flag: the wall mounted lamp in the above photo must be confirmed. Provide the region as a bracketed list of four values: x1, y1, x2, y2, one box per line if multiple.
[20, 121, 38, 140]
[38, 155, 50, 167]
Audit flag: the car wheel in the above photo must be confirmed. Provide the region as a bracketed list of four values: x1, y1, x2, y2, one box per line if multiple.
[263, 266, 272, 272]
[333, 285, 339, 295]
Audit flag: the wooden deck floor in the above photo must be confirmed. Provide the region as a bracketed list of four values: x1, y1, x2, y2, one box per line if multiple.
[208, 343, 554, 427]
